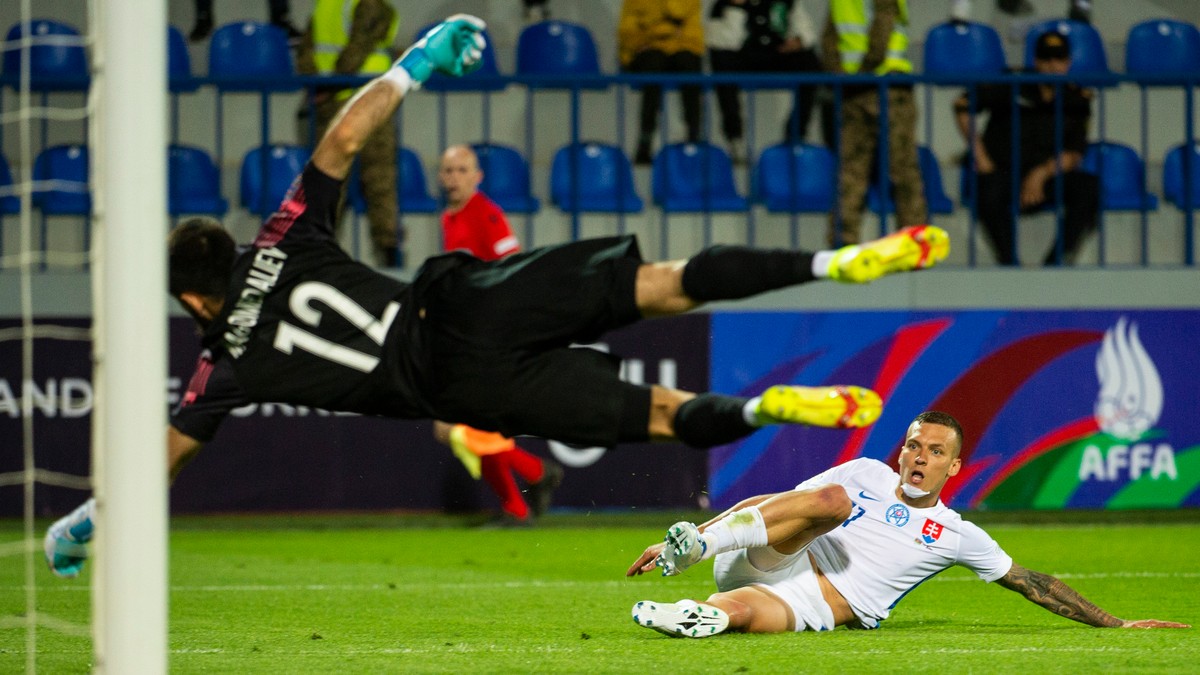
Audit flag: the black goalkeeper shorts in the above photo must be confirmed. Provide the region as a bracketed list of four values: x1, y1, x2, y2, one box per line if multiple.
[419, 235, 653, 447]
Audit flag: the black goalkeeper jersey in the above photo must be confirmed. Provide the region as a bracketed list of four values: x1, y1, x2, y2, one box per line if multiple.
[171, 164, 434, 442]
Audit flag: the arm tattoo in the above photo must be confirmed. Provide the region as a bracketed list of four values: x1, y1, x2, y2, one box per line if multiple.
[997, 564, 1123, 627]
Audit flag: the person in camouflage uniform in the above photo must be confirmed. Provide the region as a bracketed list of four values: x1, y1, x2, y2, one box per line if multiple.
[822, 0, 925, 245]
[297, 0, 402, 266]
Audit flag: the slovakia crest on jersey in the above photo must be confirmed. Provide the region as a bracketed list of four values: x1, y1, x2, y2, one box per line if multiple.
[885, 504, 911, 527]
[921, 519, 944, 544]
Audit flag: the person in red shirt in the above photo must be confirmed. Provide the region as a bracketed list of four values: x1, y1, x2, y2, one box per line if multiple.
[439, 144, 519, 261]
[435, 144, 562, 526]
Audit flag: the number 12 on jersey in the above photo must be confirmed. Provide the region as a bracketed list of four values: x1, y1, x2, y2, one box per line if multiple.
[273, 281, 400, 373]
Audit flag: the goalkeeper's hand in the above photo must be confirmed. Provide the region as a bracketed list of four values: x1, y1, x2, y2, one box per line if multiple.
[395, 14, 487, 87]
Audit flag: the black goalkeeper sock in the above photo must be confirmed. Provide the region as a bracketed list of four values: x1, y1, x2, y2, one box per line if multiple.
[681, 246, 817, 302]
[673, 393, 755, 449]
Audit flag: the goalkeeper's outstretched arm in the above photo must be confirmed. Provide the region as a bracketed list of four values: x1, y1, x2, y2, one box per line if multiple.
[312, 14, 486, 180]
[311, 77, 405, 180]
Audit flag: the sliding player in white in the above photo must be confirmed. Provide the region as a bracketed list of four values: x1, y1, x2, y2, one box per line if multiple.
[628, 411, 1189, 637]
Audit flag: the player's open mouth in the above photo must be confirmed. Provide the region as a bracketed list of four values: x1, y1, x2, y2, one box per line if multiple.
[910, 471, 925, 484]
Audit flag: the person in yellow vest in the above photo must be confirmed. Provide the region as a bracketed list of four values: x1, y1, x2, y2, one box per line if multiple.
[821, 0, 926, 245]
[297, 0, 403, 267]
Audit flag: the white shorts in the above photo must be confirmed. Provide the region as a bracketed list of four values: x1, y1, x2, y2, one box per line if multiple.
[713, 546, 836, 632]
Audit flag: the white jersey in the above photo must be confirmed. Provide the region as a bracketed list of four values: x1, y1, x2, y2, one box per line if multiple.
[800, 458, 1013, 629]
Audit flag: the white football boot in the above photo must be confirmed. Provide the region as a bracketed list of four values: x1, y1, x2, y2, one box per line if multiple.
[632, 600, 730, 638]
[655, 521, 706, 576]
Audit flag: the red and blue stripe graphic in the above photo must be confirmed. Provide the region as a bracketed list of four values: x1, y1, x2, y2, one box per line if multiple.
[709, 309, 1200, 511]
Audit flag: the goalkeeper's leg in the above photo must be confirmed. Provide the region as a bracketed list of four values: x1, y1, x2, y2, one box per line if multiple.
[633, 225, 949, 317]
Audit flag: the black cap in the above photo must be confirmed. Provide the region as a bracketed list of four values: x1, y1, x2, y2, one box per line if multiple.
[1035, 30, 1071, 60]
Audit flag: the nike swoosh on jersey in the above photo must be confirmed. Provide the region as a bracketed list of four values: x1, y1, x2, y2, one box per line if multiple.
[857, 490, 880, 501]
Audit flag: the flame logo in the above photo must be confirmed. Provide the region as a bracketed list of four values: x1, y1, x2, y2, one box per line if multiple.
[1094, 317, 1163, 440]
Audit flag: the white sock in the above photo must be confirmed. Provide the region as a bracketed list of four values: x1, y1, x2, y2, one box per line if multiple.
[742, 397, 764, 426]
[700, 506, 769, 559]
[811, 250, 838, 278]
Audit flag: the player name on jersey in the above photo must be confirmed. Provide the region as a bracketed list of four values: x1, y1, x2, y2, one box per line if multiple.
[224, 246, 288, 358]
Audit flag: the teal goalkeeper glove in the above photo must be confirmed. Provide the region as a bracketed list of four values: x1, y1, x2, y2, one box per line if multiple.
[395, 14, 487, 87]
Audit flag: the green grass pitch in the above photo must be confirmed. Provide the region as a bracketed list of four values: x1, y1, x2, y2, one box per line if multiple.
[3, 512, 1198, 674]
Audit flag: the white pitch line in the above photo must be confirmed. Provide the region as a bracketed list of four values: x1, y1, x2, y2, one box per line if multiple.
[842, 645, 1194, 657]
[5, 571, 1198, 594]
[0, 644, 1188, 658]
[160, 644, 1191, 657]
[1, 580, 631, 593]
[170, 645, 586, 655]
[930, 571, 1200, 582]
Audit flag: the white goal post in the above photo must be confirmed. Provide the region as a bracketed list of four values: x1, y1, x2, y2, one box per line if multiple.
[91, 0, 169, 672]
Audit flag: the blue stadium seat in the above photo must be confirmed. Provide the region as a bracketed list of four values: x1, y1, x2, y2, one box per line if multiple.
[168, 25, 198, 93]
[652, 142, 748, 212]
[169, 145, 228, 216]
[1126, 19, 1200, 78]
[0, 153, 13, 262]
[415, 23, 505, 92]
[753, 143, 835, 213]
[2, 19, 88, 90]
[1081, 142, 1158, 211]
[550, 142, 643, 213]
[1163, 142, 1200, 210]
[472, 143, 540, 214]
[924, 21, 1006, 79]
[958, 161, 977, 209]
[516, 20, 604, 88]
[33, 144, 90, 214]
[1023, 20, 1110, 76]
[346, 147, 438, 215]
[209, 22, 296, 91]
[0, 152, 19, 214]
[867, 146, 954, 215]
[395, 147, 438, 213]
[239, 144, 310, 217]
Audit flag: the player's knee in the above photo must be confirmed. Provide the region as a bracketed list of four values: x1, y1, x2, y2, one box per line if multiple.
[707, 593, 751, 628]
[813, 483, 852, 522]
[432, 420, 454, 445]
[635, 261, 693, 317]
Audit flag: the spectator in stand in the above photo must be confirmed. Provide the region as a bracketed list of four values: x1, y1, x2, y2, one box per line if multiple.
[524, 0, 551, 23]
[953, 29, 1099, 266]
[822, 0, 926, 245]
[618, 0, 706, 164]
[296, 0, 404, 267]
[189, 0, 303, 43]
[948, 1, 1092, 26]
[706, 0, 826, 164]
[434, 144, 564, 526]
